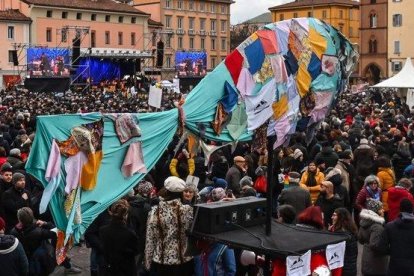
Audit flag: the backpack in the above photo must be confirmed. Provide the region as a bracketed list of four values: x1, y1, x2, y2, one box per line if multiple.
[29, 240, 56, 276]
[254, 175, 267, 193]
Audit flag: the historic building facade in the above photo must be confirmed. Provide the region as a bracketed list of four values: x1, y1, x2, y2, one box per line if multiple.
[359, 0, 387, 84]
[269, 0, 360, 45]
[387, 0, 412, 77]
[0, 8, 30, 89]
[134, 0, 233, 71]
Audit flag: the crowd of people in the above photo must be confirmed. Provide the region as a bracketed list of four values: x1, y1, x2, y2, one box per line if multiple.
[1, 85, 414, 275]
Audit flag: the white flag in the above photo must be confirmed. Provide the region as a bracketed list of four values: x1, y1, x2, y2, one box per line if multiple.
[326, 241, 346, 270]
[245, 79, 276, 131]
[286, 250, 311, 276]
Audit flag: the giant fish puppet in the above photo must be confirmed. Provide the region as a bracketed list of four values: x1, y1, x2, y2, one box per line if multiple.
[26, 18, 358, 261]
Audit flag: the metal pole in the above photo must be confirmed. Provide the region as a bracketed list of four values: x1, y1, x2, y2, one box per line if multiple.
[266, 135, 276, 236]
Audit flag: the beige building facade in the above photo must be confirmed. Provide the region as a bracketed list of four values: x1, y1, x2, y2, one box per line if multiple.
[0, 8, 30, 89]
[387, 0, 411, 76]
[134, 0, 233, 71]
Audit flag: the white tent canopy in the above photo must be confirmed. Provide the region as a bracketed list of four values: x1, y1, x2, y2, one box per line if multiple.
[373, 57, 414, 88]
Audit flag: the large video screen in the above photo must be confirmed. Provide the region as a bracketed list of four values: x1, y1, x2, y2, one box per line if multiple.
[175, 51, 207, 77]
[27, 47, 71, 77]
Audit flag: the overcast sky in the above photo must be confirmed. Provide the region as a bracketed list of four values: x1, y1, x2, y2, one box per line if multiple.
[230, 0, 294, 25]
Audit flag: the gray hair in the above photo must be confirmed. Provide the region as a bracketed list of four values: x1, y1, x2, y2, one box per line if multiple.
[364, 175, 380, 186]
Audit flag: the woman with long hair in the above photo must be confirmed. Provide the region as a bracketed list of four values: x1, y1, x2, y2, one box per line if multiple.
[329, 208, 358, 276]
[300, 161, 325, 204]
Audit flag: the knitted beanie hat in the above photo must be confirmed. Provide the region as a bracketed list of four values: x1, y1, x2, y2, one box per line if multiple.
[211, 188, 226, 202]
[12, 172, 25, 185]
[240, 176, 253, 187]
[136, 180, 153, 196]
[366, 198, 383, 214]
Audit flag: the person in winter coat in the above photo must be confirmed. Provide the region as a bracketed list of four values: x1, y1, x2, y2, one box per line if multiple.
[1, 172, 31, 233]
[392, 142, 411, 180]
[6, 148, 24, 168]
[353, 138, 376, 186]
[335, 150, 353, 192]
[314, 144, 339, 169]
[356, 175, 382, 211]
[387, 178, 414, 222]
[329, 208, 358, 276]
[99, 199, 139, 276]
[0, 216, 28, 276]
[299, 161, 324, 204]
[194, 241, 236, 276]
[11, 207, 80, 275]
[145, 176, 194, 275]
[403, 158, 414, 178]
[225, 156, 246, 197]
[315, 181, 344, 228]
[278, 172, 311, 215]
[377, 199, 414, 276]
[376, 156, 396, 219]
[358, 199, 389, 276]
[324, 167, 351, 211]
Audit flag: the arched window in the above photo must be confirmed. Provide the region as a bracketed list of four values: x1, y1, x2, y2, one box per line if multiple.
[370, 12, 377, 28]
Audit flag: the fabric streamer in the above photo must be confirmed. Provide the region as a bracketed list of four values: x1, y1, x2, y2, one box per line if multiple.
[224, 49, 244, 85]
[39, 140, 62, 214]
[121, 141, 147, 177]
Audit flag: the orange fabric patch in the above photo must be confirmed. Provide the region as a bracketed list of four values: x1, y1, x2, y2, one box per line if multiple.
[80, 150, 103, 191]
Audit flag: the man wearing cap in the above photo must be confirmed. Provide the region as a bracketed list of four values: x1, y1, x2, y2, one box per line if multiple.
[0, 163, 13, 200]
[0, 172, 30, 233]
[6, 148, 23, 168]
[225, 156, 247, 197]
[278, 172, 311, 215]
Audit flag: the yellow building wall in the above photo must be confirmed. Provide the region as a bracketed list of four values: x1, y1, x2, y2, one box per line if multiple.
[271, 5, 359, 45]
[388, 0, 413, 76]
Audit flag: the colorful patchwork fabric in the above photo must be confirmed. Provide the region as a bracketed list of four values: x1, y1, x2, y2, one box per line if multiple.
[57, 136, 79, 157]
[244, 38, 265, 74]
[225, 49, 244, 86]
[221, 81, 239, 113]
[211, 103, 229, 135]
[296, 65, 313, 97]
[114, 114, 141, 144]
[257, 29, 279, 54]
[321, 54, 339, 76]
[64, 151, 88, 194]
[227, 102, 248, 140]
[308, 53, 322, 81]
[245, 79, 276, 131]
[236, 68, 255, 98]
[284, 50, 299, 76]
[272, 94, 289, 120]
[270, 55, 288, 84]
[254, 56, 274, 85]
[308, 26, 328, 59]
[81, 151, 103, 190]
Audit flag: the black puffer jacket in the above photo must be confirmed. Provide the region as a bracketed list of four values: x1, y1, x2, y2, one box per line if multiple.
[0, 234, 28, 276]
[315, 146, 339, 168]
[377, 212, 414, 276]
